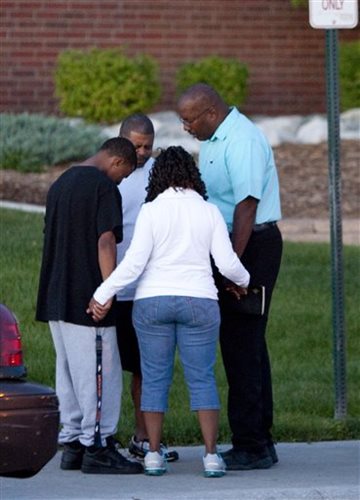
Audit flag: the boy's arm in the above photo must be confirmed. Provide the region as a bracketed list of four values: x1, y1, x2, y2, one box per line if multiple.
[98, 230, 117, 279]
[89, 230, 117, 322]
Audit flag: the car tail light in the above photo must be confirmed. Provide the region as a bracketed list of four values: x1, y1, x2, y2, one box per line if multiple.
[0, 322, 23, 367]
[0, 304, 26, 377]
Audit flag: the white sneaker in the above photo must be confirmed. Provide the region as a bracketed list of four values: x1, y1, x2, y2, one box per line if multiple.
[144, 451, 167, 476]
[203, 453, 226, 478]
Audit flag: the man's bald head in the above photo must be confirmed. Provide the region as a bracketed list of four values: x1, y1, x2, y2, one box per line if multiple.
[177, 83, 230, 141]
[177, 83, 223, 109]
[119, 113, 154, 137]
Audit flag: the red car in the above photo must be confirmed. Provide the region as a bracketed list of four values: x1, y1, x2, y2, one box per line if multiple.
[0, 303, 59, 478]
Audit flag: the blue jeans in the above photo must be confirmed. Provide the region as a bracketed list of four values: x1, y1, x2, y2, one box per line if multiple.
[133, 296, 221, 412]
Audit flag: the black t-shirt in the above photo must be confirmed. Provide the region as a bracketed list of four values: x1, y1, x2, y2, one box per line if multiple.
[36, 166, 122, 326]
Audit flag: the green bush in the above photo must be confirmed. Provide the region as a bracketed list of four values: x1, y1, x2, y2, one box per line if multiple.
[175, 55, 249, 106]
[0, 113, 105, 172]
[339, 41, 360, 111]
[54, 48, 161, 124]
[290, 0, 307, 7]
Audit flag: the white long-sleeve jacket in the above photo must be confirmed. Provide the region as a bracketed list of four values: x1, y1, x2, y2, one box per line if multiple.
[94, 188, 250, 304]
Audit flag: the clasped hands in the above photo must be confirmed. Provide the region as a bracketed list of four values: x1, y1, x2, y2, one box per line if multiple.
[223, 278, 248, 300]
[87, 297, 113, 322]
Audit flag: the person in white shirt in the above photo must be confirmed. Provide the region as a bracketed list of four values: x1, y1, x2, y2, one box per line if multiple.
[87, 146, 250, 478]
[116, 113, 178, 462]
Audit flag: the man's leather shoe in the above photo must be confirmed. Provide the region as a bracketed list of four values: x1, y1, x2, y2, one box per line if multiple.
[221, 447, 273, 470]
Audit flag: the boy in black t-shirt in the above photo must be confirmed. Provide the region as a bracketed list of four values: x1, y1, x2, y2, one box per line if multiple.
[36, 138, 143, 474]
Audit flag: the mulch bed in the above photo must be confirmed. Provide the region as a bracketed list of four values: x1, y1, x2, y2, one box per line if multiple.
[0, 140, 359, 219]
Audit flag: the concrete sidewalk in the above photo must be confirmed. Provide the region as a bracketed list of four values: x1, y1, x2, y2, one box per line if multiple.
[0, 441, 359, 500]
[278, 218, 360, 246]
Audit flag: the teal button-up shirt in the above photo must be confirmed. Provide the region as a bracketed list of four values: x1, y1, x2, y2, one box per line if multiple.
[199, 107, 281, 232]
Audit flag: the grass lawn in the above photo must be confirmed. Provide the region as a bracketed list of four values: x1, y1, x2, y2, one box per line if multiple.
[0, 207, 359, 445]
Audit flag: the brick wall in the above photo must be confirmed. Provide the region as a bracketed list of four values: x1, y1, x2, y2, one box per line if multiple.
[1, 0, 358, 116]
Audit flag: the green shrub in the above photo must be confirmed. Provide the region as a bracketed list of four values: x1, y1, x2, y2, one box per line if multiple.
[54, 48, 161, 124]
[175, 55, 249, 106]
[0, 113, 105, 172]
[339, 41, 360, 111]
[290, 0, 307, 7]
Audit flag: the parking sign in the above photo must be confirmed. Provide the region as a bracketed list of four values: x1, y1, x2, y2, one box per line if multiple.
[309, 0, 358, 29]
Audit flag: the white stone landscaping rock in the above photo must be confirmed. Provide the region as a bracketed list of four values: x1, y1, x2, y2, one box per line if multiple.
[93, 108, 360, 148]
[296, 115, 328, 144]
[340, 108, 360, 140]
[254, 115, 304, 146]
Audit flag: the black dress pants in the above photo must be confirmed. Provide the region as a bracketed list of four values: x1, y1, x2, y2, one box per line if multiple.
[216, 224, 283, 452]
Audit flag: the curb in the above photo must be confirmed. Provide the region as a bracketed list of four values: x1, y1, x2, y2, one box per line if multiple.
[0, 200, 45, 214]
[278, 218, 360, 246]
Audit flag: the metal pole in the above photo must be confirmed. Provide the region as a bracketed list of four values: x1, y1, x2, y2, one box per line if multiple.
[324, 29, 347, 420]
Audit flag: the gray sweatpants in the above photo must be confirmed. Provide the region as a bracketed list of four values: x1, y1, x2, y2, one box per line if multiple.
[49, 321, 122, 447]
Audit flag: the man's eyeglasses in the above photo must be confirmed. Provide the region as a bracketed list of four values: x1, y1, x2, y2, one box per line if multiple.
[180, 105, 213, 126]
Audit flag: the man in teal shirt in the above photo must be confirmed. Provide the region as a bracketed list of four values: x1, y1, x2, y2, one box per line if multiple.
[178, 83, 283, 470]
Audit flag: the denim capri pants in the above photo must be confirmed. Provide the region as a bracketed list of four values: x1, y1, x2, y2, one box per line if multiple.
[133, 295, 221, 412]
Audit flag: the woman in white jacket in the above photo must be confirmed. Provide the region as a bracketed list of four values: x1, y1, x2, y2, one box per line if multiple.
[88, 146, 249, 478]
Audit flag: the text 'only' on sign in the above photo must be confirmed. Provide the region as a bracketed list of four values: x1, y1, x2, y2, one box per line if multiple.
[309, 0, 359, 29]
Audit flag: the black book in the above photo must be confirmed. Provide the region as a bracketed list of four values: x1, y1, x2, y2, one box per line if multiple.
[226, 285, 265, 316]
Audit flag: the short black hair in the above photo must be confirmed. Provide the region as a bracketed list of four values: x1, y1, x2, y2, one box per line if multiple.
[119, 113, 154, 137]
[145, 146, 207, 202]
[178, 83, 225, 109]
[99, 137, 137, 166]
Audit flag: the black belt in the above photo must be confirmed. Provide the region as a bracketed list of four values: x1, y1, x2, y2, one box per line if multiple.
[253, 222, 277, 233]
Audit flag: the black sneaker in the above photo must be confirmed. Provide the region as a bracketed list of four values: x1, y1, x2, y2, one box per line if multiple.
[60, 440, 85, 470]
[220, 447, 273, 470]
[267, 442, 279, 464]
[81, 445, 143, 474]
[106, 435, 125, 451]
[128, 435, 179, 463]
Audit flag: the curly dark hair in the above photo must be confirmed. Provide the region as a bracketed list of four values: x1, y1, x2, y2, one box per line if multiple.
[145, 146, 207, 202]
